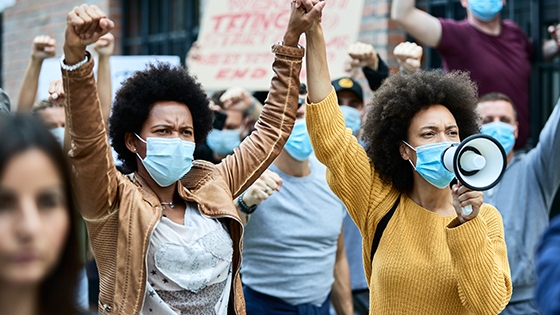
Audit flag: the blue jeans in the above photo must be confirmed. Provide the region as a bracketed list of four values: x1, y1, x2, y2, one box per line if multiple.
[244, 285, 331, 315]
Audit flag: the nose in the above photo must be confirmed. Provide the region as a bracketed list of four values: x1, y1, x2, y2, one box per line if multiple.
[14, 198, 41, 242]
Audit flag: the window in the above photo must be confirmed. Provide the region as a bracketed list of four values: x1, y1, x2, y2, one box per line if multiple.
[122, 0, 200, 64]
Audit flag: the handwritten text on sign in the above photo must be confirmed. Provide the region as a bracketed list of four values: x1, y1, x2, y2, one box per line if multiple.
[189, 0, 364, 91]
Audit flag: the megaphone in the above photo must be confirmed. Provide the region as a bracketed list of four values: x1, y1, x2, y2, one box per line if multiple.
[442, 134, 507, 215]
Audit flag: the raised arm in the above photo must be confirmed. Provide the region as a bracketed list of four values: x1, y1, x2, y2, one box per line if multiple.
[17, 35, 56, 112]
[93, 32, 115, 124]
[62, 4, 116, 219]
[305, 21, 393, 229]
[217, 0, 325, 198]
[391, 0, 442, 48]
[527, 97, 560, 209]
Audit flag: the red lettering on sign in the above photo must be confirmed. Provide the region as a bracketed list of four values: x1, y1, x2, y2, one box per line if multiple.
[250, 68, 267, 79]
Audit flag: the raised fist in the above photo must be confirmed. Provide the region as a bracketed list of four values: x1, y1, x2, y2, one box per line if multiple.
[393, 41, 423, 74]
[93, 32, 115, 57]
[348, 42, 379, 71]
[31, 35, 56, 61]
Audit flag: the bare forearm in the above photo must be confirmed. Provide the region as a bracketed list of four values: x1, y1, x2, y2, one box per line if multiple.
[305, 24, 332, 104]
[17, 59, 43, 112]
[97, 55, 112, 123]
[332, 233, 353, 315]
[391, 0, 415, 21]
[543, 39, 560, 61]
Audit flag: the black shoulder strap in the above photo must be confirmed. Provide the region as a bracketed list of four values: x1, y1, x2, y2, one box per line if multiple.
[370, 195, 401, 264]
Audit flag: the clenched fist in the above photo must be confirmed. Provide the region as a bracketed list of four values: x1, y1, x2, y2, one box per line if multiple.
[393, 41, 423, 74]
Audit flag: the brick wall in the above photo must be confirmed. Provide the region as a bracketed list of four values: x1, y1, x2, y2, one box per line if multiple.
[2, 0, 111, 106]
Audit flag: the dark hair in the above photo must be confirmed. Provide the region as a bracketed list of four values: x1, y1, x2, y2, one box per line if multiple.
[108, 62, 213, 171]
[478, 92, 517, 119]
[31, 99, 64, 115]
[362, 71, 480, 193]
[0, 113, 81, 315]
[299, 83, 308, 95]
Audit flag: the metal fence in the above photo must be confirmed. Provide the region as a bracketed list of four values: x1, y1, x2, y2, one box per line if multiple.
[121, 0, 200, 65]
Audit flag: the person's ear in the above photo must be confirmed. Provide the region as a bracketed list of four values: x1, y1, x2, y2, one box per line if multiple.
[513, 122, 519, 140]
[125, 132, 138, 154]
[460, 0, 468, 8]
[399, 142, 410, 161]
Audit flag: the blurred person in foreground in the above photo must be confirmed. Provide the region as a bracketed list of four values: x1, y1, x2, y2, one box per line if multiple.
[304, 3, 511, 313]
[58, 1, 321, 314]
[0, 114, 86, 315]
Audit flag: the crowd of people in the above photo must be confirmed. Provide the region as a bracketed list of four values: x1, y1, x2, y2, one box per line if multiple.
[0, 0, 559, 315]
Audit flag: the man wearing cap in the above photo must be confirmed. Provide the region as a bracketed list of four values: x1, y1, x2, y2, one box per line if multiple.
[332, 77, 365, 138]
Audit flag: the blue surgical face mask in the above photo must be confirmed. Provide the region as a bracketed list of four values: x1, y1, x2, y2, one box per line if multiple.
[206, 128, 241, 156]
[469, 0, 503, 21]
[403, 141, 457, 189]
[50, 127, 65, 147]
[340, 105, 362, 135]
[135, 134, 195, 187]
[481, 122, 516, 154]
[285, 119, 313, 162]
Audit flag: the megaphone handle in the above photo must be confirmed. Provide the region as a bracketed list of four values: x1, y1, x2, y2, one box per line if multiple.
[462, 205, 473, 216]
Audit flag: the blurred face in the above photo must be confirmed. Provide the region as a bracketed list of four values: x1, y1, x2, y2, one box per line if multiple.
[129, 101, 194, 158]
[400, 104, 460, 163]
[222, 109, 244, 131]
[36, 106, 65, 130]
[477, 99, 519, 139]
[337, 90, 364, 111]
[0, 149, 69, 286]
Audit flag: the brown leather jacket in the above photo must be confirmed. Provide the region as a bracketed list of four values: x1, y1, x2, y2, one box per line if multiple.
[62, 44, 304, 315]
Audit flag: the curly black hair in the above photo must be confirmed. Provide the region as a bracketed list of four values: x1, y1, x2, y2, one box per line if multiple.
[108, 62, 213, 171]
[362, 70, 480, 193]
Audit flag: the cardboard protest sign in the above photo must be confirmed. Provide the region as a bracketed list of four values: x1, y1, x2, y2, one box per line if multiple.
[189, 0, 364, 91]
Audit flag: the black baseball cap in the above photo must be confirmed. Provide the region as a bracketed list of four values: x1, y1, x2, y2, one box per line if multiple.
[332, 77, 363, 101]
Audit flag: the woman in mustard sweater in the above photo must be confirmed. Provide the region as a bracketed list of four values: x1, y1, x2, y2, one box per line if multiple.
[302, 5, 512, 315]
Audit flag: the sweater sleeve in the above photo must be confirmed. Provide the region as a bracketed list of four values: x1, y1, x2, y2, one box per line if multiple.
[305, 88, 395, 230]
[445, 204, 512, 315]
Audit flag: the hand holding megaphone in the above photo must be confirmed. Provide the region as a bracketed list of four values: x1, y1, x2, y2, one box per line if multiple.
[442, 134, 507, 216]
[451, 182, 484, 222]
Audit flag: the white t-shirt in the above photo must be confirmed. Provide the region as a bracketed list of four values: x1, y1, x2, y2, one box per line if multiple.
[140, 202, 233, 314]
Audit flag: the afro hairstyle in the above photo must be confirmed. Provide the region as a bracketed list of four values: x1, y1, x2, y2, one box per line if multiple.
[108, 62, 213, 172]
[361, 70, 481, 193]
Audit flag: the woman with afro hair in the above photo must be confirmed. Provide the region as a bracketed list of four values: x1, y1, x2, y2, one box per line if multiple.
[301, 19, 512, 315]
[56, 2, 325, 315]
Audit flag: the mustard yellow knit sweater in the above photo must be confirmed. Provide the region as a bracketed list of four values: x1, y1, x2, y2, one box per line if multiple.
[306, 89, 512, 315]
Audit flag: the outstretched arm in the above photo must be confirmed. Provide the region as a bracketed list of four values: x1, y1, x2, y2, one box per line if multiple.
[62, 4, 116, 219]
[391, 0, 442, 48]
[17, 35, 56, 112]
[94, 32, 115, 124]
[215, 0, 325, 198]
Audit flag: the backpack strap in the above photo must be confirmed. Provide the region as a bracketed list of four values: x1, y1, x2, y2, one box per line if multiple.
[370, 195, 401, 264]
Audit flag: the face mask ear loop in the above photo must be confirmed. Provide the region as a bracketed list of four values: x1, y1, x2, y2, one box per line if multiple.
[134, 133, 147, 161]
[401, 140, 417, 169]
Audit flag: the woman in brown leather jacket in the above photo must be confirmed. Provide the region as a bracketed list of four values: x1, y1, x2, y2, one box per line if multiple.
[58, 2, 325, 314]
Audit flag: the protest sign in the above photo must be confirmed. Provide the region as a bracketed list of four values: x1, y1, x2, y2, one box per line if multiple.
[190, 0, 364, 91]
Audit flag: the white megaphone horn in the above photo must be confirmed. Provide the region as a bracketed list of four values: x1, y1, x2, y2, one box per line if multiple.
[441, 134, 507, 215]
